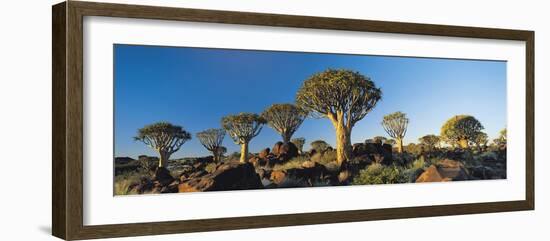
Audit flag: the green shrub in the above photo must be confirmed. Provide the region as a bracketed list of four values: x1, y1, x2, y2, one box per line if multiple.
[400, 167, 423, 183]
[352, 164, 406, 185]
[410, 156, 427, 169]
[205, 162, 218, 173]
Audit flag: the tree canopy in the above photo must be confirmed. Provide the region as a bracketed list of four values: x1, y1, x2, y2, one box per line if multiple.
[262, 103, 307, 143]
[472, 131, 488, 149]
[382, 111, 409, 153]
[222, 113, 266, 144]
[296, 69, 381, 164]
[296, 69, 381, 127]
[418, 134, 440, 150]
[221, 113, 266, 162]
[134, 122, 191, 167]
[441, 115, 484, 148]
[493, 128, 507, 148]
[196, 128, 226, 162]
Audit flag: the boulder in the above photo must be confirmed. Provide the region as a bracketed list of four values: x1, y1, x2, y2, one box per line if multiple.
[160, 181, 179, 193]
[193, 161, 207, 170]
[471, 166, 496, 180]
[178, 162, 262, 192]
[188, 170, 208, 179]
[416, 160, 470, 183]
[279, 142, 299, 159]
[153, 167, 175, 186]
[129, 177, 154, 194]
[272, 142, 284, 156]
[180, 165, 195, 175]
[416, 165, 445, 182]
[270, 170, 287, 185]
[285, 163, 328, 185]
[259, 148, 270, 159]
[270, 142, 299, 163]
[248, 156, 260, 167]
[437, 159, 469, 181]
[255, 168, 271, 180]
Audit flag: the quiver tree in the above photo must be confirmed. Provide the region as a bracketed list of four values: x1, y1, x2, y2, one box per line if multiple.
[382, 112, 409, 153]
[196, 128, 226, 162]
[291, 137, 306, 154]
[472, 131, 489, 151]
[261, 104, 307, 143]
[418, 134, 441, 151]
[134, 122, 191, 168]
[441, 115, 484, 149]
[221, 113, 266, 163]
[493, 128, 507, 148]
[296, 69, 382, 165]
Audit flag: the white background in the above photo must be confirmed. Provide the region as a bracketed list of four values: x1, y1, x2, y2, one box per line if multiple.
[84, 16, 526, 225]
[0, 0, 547, 240]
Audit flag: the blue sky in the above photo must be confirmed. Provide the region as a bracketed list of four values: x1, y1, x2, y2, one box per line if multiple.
[114, 44, 506, 158]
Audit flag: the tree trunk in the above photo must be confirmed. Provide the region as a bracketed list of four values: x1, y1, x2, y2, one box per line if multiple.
[396, 138, 404, 153]
[212, 149, 219, 162]
[335, 123, 352, 165]
[459, 139, 469, 149]
[158, 151, 170, 168]
[282, 133, 291, 144]
[240, 142, 249, 163]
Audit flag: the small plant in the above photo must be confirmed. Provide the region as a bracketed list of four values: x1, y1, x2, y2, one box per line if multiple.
[410, 156, 427, 170]
[114, 173, 141, 195]
[352, 164, 406, 185]
[204, 163, 219, 173]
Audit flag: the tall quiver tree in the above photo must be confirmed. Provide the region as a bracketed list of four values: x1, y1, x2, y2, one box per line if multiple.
[382, 112, 409, 153]
[134, 122, 191, 168]
[296, 69, 382, 165]
[261, 104, 307, 143]
[196, 128, 226, 162]
[221, 113, 266, 163]
[441, 115, 484, 149]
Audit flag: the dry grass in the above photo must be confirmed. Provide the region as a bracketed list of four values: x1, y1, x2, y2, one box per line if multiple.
[272, 156, 308, 171]
[114, 179, 139, 195]
[114, 171, 141, 195]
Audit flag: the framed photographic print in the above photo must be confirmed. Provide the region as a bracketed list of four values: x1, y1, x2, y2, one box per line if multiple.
[52, 1, 534, 240]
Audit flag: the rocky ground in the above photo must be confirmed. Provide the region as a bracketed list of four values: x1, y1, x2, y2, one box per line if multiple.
[114, 142, 507, 195]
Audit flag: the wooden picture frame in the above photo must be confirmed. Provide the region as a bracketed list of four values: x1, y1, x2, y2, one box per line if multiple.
[52, 1, 534, 240]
